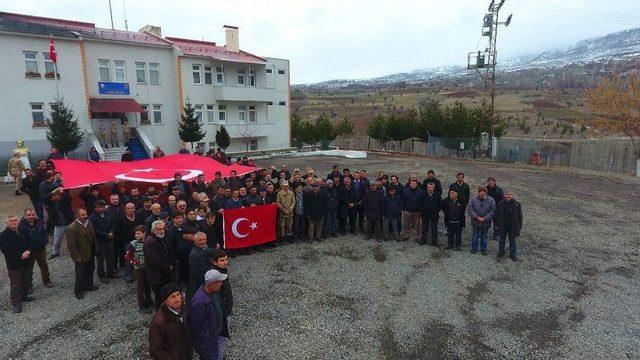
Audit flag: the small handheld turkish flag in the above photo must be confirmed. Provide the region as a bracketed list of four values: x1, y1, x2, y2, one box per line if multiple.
[49, 38, 57, 64]
[223, 204, 277, 249]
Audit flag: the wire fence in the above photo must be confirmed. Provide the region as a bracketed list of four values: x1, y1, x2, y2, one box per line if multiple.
[333, 136, 638, 175]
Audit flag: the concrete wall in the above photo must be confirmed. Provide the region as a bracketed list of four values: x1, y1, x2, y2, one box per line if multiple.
[180, 56, 290, 153]
[83, 40, 181, 153]
[0, 33, 87, 157]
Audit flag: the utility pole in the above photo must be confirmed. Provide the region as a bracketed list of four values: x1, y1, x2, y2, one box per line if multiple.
[108, 0, 115, 30]
[467, 0, 512, 140]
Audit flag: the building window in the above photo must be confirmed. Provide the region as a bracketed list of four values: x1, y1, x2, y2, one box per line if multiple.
[249, 69, 255, 87]
[98, 59, 110, 82]
[237, 69, 245, 85]
[249, 105, 256, 122]
[279, 101, 286, 106]
[135, 62, 146, 83]
[194, 104, 204, 123]
[238, 105, 246, 122]
[216, 65, 224, 85]
[278, 69, 286, 75]
[206, 105, 215, 124]
[153, 104, 163, 124]
[192, 64, 201, 84]
[114, 61, 126, 82]
[149, 63, 159, 84]
[218, 105, 226, 123]
[30, 103, 45, 126]
[204, 65, 213, 85]
[267, 101, 273, 105]
[43, 53, 55, 74]
[24, 52, 39, 74]
[266, 68, 273, 74]
[250, 139, 258, 151]
[139, 104, 150, 124]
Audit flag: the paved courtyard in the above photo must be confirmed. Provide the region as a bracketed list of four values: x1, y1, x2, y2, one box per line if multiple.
[0, 153, 638, 359]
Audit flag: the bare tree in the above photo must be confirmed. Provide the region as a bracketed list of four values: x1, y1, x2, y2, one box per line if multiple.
[238, 123, 257, 152]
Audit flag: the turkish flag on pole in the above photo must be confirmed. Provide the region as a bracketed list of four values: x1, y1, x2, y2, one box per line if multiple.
[49, 38, 57, 63]
[223, 204, 277, 249]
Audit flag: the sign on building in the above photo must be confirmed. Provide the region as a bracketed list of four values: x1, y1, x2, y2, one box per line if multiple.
[99, 82, 130, 95]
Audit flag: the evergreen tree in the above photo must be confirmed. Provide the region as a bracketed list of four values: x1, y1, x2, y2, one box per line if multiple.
[216, 126, 231, 150]
[178, 100, 206, 148]
[335, 117, 354, 139]
[367, 114, 389, 143]
[290, 112, 304, 148]
[314, 114, 336, 147]
[45, 98, 85, 156]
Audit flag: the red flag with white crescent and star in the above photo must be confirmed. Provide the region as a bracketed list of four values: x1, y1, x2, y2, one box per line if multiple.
[223, 204, 277, 249]
[49, 38, 57, 63]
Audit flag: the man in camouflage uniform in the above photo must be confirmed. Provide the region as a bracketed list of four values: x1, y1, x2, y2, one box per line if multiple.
[110, 121, 119, 148]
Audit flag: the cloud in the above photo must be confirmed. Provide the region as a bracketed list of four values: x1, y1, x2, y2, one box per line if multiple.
[4, 0, 639, 83]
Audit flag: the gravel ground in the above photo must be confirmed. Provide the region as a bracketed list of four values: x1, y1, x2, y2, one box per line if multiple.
[0, 153, 639, 360]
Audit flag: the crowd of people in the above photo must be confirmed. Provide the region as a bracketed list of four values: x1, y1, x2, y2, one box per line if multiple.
[1, 145, 523, 359]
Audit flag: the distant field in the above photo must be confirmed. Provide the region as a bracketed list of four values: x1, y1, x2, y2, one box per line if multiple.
[293, 87, 591, 139]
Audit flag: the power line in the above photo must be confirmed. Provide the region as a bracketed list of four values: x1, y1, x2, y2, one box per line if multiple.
[508, 0, 640, 20]
[507, 5, 638, 26]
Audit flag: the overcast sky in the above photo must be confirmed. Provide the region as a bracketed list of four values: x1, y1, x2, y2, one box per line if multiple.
[5, 0, 640, 84]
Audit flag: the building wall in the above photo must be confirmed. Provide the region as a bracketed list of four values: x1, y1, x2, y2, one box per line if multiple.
[0, 31, 290, 160]
[83, 40, 181, 153]
[180, 56, 290, 153]
[0, 33, 87, 158]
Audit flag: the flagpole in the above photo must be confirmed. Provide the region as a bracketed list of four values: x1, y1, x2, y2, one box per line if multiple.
[50, 34, 60, 99]
[54, 62, 60, 99]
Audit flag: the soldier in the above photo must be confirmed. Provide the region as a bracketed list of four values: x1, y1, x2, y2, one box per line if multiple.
[8, 151, 25, 196]
[98, 120, 108, 148]
[121, 119, 130, 146]
[110, 121, 119, 148]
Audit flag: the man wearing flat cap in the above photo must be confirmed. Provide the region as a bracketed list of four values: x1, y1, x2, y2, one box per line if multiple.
[149, 283, 193, 359]
[276, 180, 295, 243]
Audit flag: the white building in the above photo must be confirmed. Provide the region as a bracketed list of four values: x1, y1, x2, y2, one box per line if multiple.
[0, 11, 290, 162]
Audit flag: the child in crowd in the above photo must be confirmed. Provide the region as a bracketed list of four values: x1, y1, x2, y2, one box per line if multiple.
[125, 225, 153, 314]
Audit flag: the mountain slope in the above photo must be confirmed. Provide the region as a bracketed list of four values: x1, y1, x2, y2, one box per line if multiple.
[299, 27, 640, 89]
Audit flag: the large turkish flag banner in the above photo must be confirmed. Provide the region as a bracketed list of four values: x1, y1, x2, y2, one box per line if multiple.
[52, 154, 256, 189]
[223, 204, 277, 249]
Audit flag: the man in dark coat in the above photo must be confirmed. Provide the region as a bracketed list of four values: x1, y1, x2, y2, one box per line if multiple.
[384, 187, 403, 241]
[167, 172, 192, 198]
[304, 184, 326, 241]
[352, 171, 369, 233]
[149, 283, 193, 360]
[18, 209, 53, 290]
[441, 190, 465, 251]
[422, 169, 443, 195]
[323, 179, 339, 238]
[89, 200, 118, 282]
[144, 220, 174, 308]
[1, 215, 35, 313]
[106, 194, 126, 272]
[114, 202, 143, 283]
[363, 182, 385, 241]
[449, 172, 470, 227]
[80, 185, 104, 216]
[402, 180, 423, 242]
[20, 169, 45, 221]
[187, 232, 213, 303]
[487, 177, 505, 241]
[211, 250, 233, 318]
[44, 189, 74, 259]
[66, 208, 100, 299]
[419, 182, 441, 246]
[189, 270, 229, 360]
[338, 177, 358, 235]
[494, 191, 523, 261]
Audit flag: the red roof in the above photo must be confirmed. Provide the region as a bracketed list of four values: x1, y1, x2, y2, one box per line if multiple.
[0, 12, 95, 29]
[1, 12, 172, 46]
[166, 37, 266, 64]
[90, 98, 144, 113]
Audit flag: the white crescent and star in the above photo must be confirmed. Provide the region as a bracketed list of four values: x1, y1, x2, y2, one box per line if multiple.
[231, 218, 258, 238]
[114, 168, 203, 182]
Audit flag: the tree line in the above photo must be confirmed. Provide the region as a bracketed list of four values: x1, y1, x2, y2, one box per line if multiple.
[290, 113, 354, 148]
